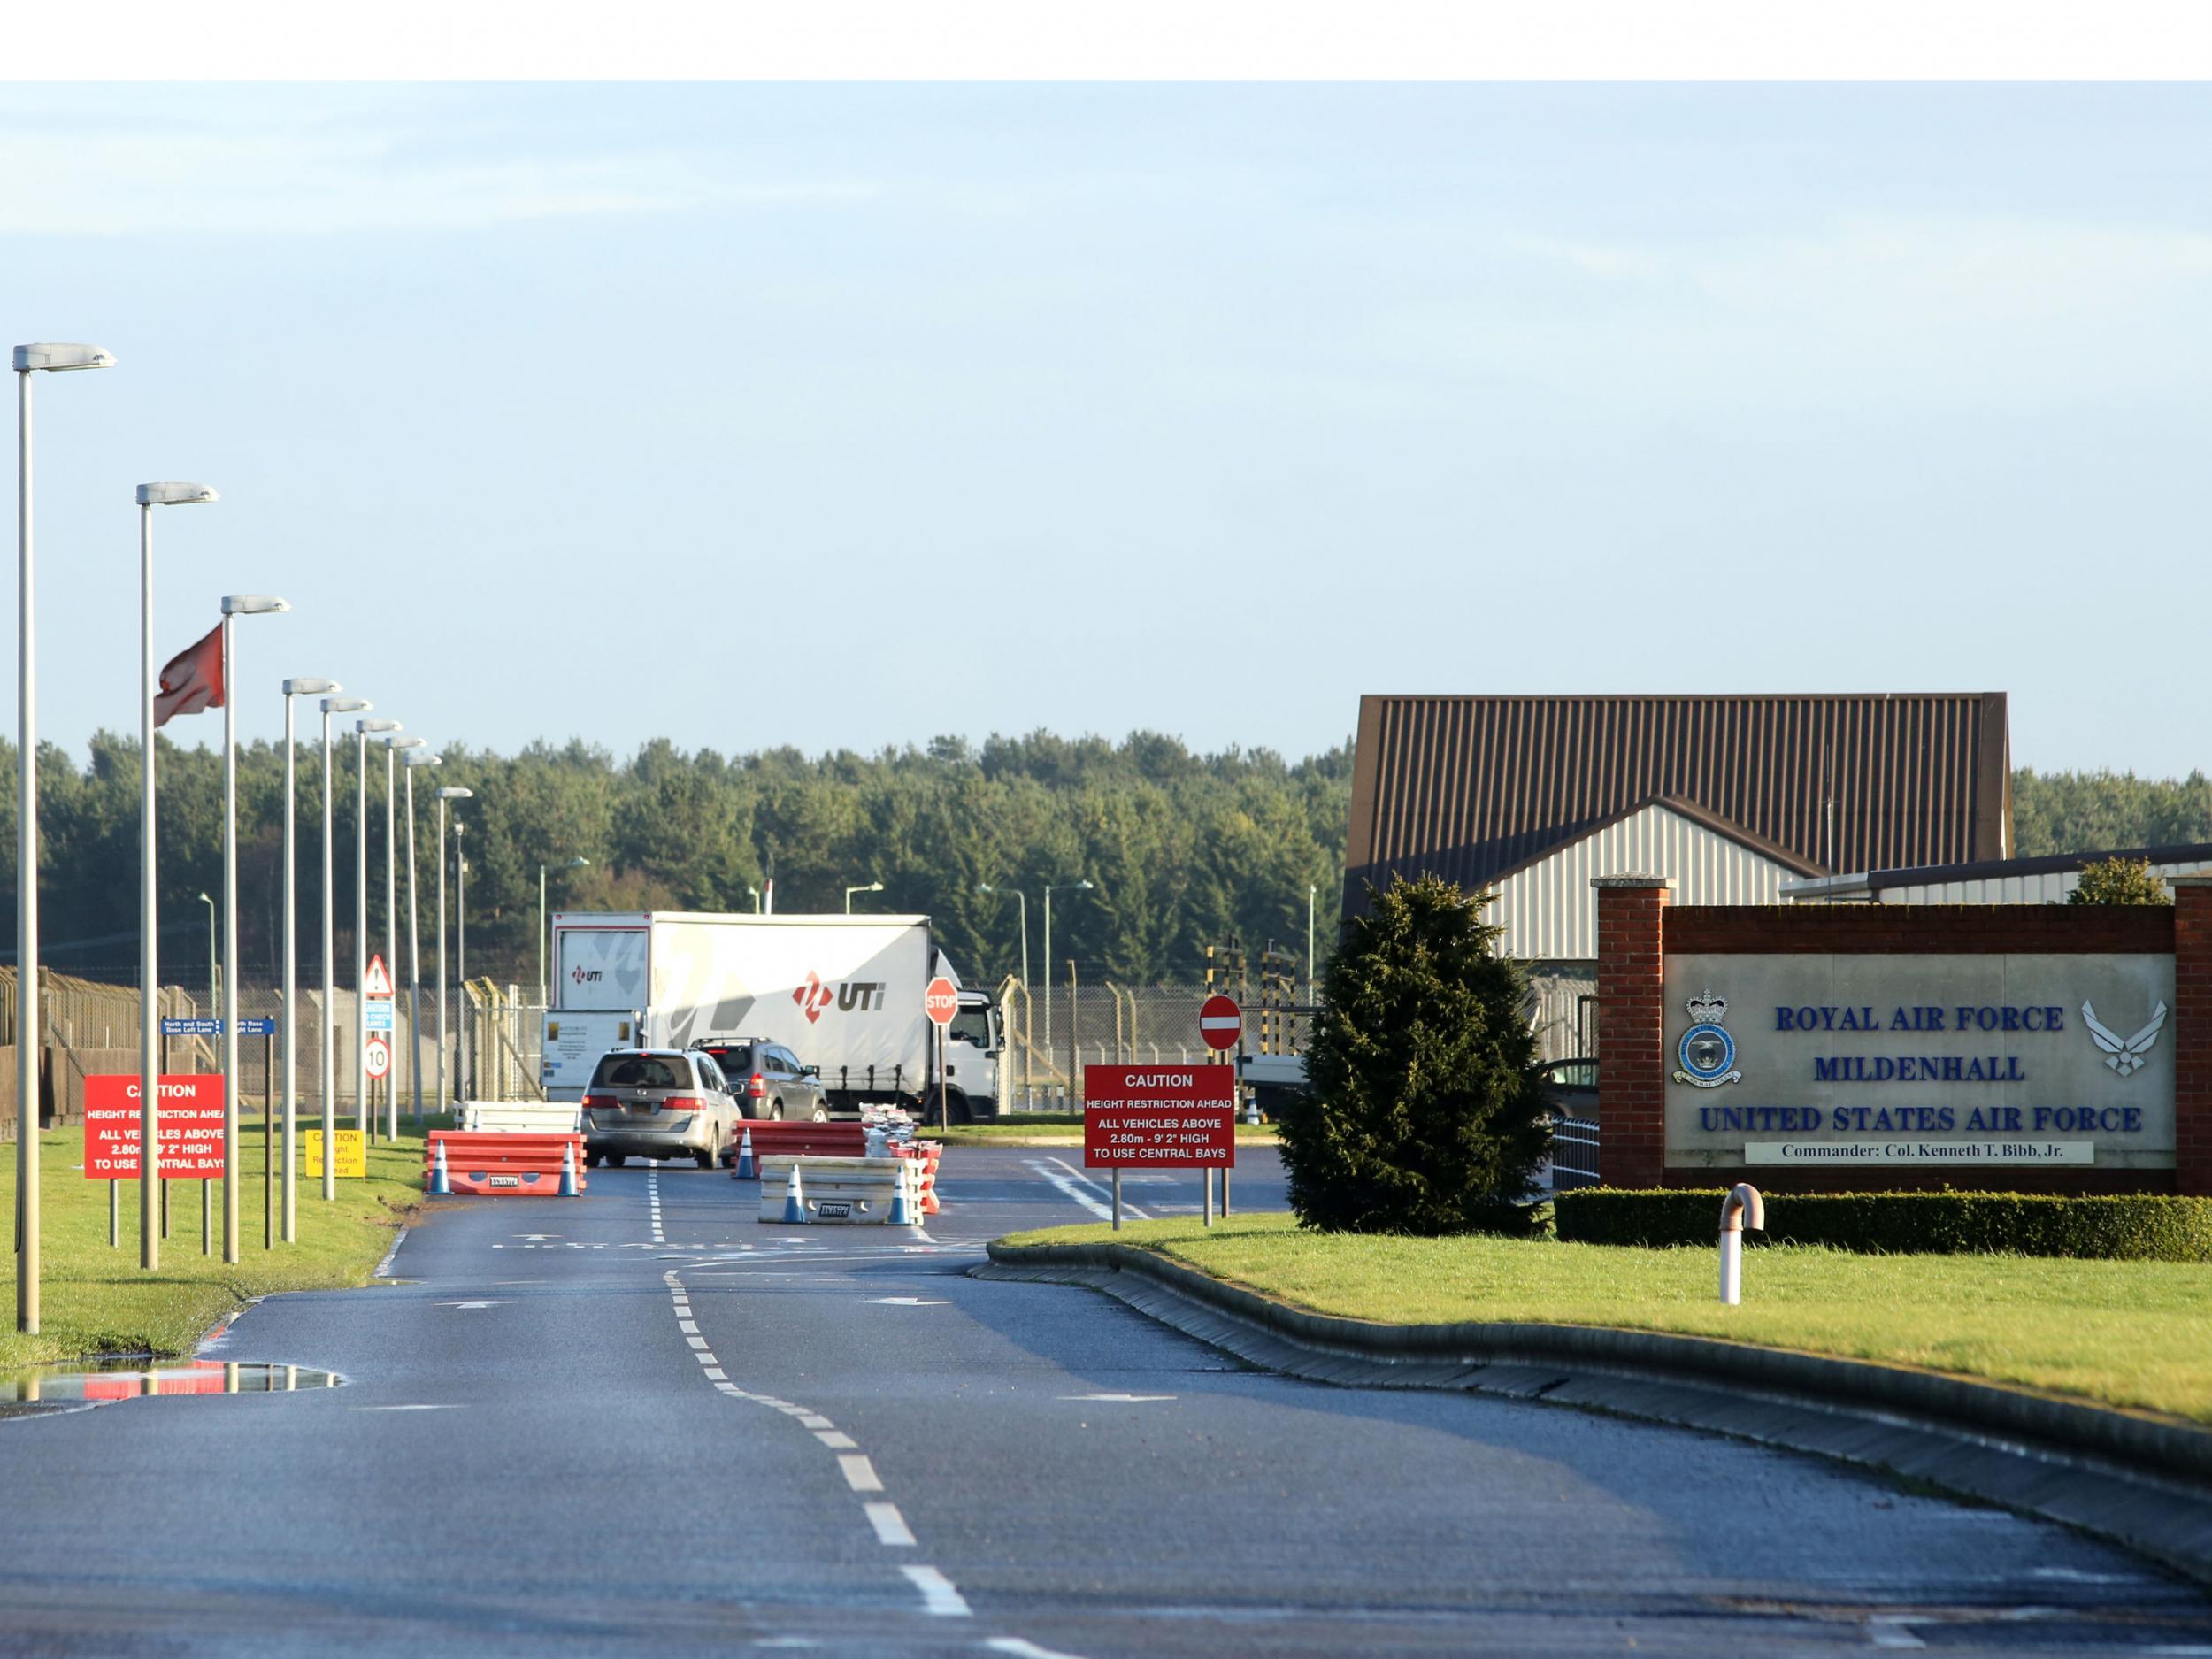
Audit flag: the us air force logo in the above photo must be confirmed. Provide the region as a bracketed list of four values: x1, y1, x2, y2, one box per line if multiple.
[1672, 988, 1742, 1089]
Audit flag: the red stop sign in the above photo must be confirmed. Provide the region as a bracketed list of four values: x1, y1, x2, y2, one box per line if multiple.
[1199, 993, 1243, 1051]
[924, 976, 960, 1027]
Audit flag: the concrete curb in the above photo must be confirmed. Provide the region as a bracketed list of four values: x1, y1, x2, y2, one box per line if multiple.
[979, 1237, 2212, 1586]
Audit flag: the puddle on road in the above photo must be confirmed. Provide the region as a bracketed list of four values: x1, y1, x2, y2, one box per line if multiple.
[3, 1359, 344, 1412]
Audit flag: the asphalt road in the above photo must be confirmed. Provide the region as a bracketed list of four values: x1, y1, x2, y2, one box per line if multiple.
[1, 1145, 2206, 1657]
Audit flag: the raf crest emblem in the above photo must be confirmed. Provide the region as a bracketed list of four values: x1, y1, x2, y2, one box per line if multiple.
[1672, 989, 1741, 1089]
[2082, 999, 2168, 1079]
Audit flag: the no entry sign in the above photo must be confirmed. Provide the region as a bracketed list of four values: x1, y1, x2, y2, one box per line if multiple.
[1199, 994, 1243, 1052]
[1082, 1064, 1236, 1168]
[83, 1075, 225, 1179]
[924, 976, 959, 1027]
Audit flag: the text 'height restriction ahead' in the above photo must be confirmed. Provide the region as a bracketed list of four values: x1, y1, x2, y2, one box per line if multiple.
[83, 1075, 226, 1179]
[1083, 1064, 1236, 1167]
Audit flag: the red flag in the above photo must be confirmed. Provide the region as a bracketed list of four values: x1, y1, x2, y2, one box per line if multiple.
[153, 624, 224, 727]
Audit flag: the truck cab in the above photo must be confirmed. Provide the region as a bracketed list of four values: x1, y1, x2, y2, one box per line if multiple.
[939, 992, 1001, 1123]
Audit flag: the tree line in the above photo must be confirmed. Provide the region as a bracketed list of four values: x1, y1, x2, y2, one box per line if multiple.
[0, 730, 1353, 994]
[0, 736, 2199, 995]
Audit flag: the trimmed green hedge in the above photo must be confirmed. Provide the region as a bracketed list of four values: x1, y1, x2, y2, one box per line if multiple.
[1552, 1187, 2212, 1261]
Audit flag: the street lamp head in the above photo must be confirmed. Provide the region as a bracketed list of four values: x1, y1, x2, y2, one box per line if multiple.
[135, 481, 218, 507]
[14, 342, 114, 373]
[197, 891, 211, 903]
[979, 883, 995, 895]
[403, 750, 442, 768]
[1076, 879, 1094, 891]
[569, 856, 591, 869]
[222, 594, 288, 615]
[866, 881, 884, 894]
[437, 786, 473, 801]
[382, 734, 426, 750]
[357, 718, 402, 734]
[322, 696, 370, 715]
[282, 677, 338, 696]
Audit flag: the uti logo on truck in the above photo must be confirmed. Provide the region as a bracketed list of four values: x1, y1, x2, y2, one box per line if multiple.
[793, 972, 888, 1023]
[572, 966, 603, 985]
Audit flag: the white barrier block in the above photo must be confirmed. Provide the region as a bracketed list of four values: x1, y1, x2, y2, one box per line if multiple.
[757, 1156, 921, 1225]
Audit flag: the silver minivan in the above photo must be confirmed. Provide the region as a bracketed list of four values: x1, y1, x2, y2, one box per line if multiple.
[580, 1048, 738, 1169]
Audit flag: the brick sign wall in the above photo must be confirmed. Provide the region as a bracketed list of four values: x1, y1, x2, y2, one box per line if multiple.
[1592, 874, 2212, 1195]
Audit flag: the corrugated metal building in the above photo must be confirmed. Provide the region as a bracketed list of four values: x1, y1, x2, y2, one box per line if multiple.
[1347, 694, 2009, 900]
[1343, 693, 2012, 984]
[1783, 841, 2212, 906]
[1486, 797, 1817, 959]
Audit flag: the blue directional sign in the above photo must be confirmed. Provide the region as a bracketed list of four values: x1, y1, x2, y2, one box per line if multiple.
[236, 1018, 279, 1038]
[363, 1002, 396, 1033]
[161, 1018, 222, 1037]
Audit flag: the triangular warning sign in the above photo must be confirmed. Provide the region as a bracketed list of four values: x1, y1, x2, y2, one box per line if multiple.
[365, 954, 395, 998]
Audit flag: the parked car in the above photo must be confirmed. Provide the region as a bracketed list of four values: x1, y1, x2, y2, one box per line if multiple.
[579, 1048, 739, 1169]
[689, 1037, 833, 1125]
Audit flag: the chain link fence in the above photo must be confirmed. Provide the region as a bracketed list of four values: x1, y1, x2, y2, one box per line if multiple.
[0, 965, 554, 1131]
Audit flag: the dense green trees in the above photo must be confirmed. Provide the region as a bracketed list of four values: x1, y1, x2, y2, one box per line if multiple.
[0, 741, 2200, 995]
[2014, 770, 2212, 856]
[0, 730, 1352, 992]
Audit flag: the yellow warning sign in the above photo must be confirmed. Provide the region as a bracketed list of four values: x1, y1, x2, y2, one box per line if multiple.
[299, 1129, 366, 1179]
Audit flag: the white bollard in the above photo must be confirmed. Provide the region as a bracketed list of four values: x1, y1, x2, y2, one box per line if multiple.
[1718, 1182, 1764, 1306]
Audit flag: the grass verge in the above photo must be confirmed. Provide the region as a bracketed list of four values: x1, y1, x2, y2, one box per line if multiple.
[2, 1116, 425, 1370]
[999, 1212, 2212, 1425]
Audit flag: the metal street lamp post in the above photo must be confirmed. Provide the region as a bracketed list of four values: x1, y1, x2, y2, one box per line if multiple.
[979, 883, 1031, 1110]
[539, 856, 589, 1006]
[1041, 880, 1092, 1056]
[382, 734, 425, 1141]
[1308, 883, 1317, 1003]
[134, 480, 217, 1276]
[353, 718, 401, 1142]
[844, 881, 883, 914]
[435, 787, 472, 1109]
[279, 677, 338, 1241]
[319, 695, 369, 1198]
[455, 822, 469, 1100]
[16, 341, 113, 1333]
[403, 753, 440, 1124]
[219, 595, 288, 1263]
[198, 893, 217, 1010]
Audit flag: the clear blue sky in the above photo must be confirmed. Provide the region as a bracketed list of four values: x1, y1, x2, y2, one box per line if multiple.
[5, 82, 2208, 774]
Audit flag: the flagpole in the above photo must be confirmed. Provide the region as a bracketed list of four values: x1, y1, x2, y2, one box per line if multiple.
[137, 499, 159, 1271]
[384, 742, 396, 1140]
[220, 612, 240, 1263]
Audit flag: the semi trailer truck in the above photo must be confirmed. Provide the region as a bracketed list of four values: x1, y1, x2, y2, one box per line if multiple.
[543, 910, 1002, 1120]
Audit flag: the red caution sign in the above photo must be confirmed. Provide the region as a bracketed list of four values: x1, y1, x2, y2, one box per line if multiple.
[83, 1075, 225, 1179]
[1082, 1064, 1235, 1168]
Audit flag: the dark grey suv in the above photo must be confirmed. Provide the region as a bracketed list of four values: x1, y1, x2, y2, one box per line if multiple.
[693, 1038, 830, 1125]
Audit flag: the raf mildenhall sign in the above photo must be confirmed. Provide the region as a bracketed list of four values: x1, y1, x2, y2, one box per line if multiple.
[1663, 953, 2176, 1170]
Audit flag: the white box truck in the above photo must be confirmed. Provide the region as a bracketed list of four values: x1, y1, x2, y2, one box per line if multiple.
[545, 911, 1002, 1121]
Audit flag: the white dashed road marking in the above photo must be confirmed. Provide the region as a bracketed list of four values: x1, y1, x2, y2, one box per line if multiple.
[984, 1640, 1093, 1659]
[659, 1265, 965, 1619]
[837, 1455, 885, 1493]
[1060, 1393, 1175, 1402]
[864, 1503, 917, 1547]
[898, 1564, 970, 1617]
